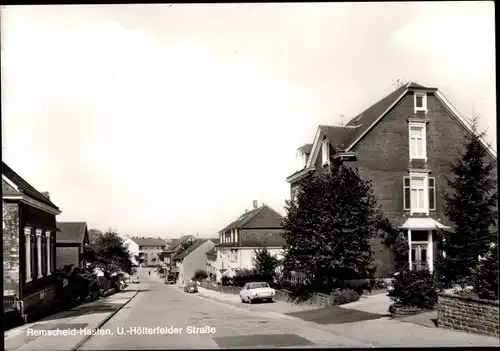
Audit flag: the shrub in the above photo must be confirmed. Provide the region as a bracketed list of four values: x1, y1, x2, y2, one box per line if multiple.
[475, 243, 499, 300]
[329, 288, 360, 305]
[192, 269, 208, 281]
[221, 276, 232, 286]
[390, 268, 437, 310]
[232, 268, 259, 287]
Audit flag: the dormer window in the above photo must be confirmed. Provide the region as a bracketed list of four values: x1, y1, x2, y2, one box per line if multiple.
[321, 140, 330, 166]
[414, 92, 427, 113]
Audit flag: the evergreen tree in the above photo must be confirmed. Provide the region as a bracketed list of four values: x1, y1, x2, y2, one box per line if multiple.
[475, 243, 499, 300]
[437, 116, 497, 288]
[253, 248, 279, 283]
[282, 160, 388, 296]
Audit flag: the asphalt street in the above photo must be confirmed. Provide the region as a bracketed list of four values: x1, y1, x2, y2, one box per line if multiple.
[76, 269, 372, 349]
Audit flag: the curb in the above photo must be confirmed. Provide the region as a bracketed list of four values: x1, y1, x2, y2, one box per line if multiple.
[70, 288, 141, 351]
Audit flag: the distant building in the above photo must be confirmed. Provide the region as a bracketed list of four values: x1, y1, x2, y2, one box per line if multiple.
[56, 222, 90, 269]
[2, 162, 61, 319]
[173, 239, 217, 284]
[216, 200, 285, 282]
[124, 237, 168, 267]
[204, 239, 220, 281]
[158, 235, 196, 274]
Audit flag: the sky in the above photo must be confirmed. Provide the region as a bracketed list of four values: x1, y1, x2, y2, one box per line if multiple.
[1, 2, 496, 238]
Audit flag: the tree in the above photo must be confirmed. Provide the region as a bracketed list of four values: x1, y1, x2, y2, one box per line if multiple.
[475, 243, 498, 300]
[253, 248, 279, 284]
[437, 116, 497, 289]
[282, 160, 388, 296]
[88, 229, 103, 245]
[87, 229, 133, 278]
[192, 269, 208, 281]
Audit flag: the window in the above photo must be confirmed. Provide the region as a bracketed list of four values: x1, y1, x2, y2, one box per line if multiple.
[409, 123, 426, 160]
[428, 178, 436, 210]
[410, 176, 426, 212]
[403, 176, 435, 212]
[25, 227, 32, 282]
[231, 249, 238, 261]
[321, 140, 330, 166]
[414, 92, 427, 113]
[46, 232, 51, 275]
[36, 229, 42, 278]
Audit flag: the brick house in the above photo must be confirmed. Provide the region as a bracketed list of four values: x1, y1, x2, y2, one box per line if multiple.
[2, 162, 61, 317]
[216, 201, 286, 282]
[55, 222, 90, 269]
[286, 81, 497, 278]
[173, 239, 217, 284]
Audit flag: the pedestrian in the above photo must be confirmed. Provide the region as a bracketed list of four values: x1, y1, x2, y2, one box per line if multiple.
[149, 271, 151, 276]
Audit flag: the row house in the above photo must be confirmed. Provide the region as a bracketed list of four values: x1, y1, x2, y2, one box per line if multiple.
[3, 162, 61, 319]
[216, 200, 285, 282]
[286, 81, 497, 277]
[172, 238, 217, 284]
[158, 235, 196, 277]
[55, 222, 90, 269]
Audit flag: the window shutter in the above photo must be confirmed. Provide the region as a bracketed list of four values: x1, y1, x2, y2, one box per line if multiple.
[429, 178, 436, 210]
[403, 177, 411, 210]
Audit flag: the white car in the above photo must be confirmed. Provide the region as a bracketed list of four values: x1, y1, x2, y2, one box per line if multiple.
[239, 282, 275, 304]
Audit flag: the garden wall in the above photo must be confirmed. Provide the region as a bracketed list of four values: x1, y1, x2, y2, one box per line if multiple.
[437, 293, 499, 337]
[199, 281, 333, 308]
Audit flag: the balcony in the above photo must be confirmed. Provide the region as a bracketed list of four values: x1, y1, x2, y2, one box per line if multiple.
[4, 294, 17, 312]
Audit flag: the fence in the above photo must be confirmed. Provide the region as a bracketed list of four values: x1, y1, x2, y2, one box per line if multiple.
[3, 295, 17, 312]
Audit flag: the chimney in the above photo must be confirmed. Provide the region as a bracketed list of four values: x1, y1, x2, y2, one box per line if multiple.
[252, 200, 258, 209]
[41, 192, 50, 200]
[245, 209, 248, 213]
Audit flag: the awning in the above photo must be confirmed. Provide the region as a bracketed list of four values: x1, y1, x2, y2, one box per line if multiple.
[399, 217, 451, 230]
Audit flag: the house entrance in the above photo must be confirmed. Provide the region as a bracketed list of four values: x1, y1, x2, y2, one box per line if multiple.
[411, 244, 428, 271]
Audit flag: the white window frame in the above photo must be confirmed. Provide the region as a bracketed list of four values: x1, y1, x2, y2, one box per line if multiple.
[46, 231, 52, 275]
[25, 227, 32, 282]
[404, 176, 435, 212]
[36, 229, 43, 278]
[321, 139, 330, 166]
[409, 173, 429, 215]
[231, 249, 238, 262]
[414, 92, 427, 113]
[409, 122, 427, 161]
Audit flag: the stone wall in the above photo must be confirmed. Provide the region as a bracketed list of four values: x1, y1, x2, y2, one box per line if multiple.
[438, 293, 499, 337]
[3, 201, 20, 297]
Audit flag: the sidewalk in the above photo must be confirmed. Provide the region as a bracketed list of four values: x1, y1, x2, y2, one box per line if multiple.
[4, 284, 141, 351]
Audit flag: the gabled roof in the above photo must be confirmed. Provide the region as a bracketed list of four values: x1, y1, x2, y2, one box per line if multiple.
[2, 162, 60, 209]
[207, 238, 220, 245]
[129, 237, 168, 247]
[220, 204, 283, 232]
[301, 81, 496, 172]
[319, 125, 362, 151]
[164, 235, 195, 252]
[174, 239, 208, 260]
[298, 144, 313, 155]
[56, 222, 88, 244]
[205, 247, 217, 259]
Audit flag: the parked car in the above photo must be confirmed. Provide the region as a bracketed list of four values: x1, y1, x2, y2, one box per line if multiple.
[131, 276, 140, 284]
[184, 282, 198, 293]
[164, 274, 176, 284]
[239, 282, 275, 304]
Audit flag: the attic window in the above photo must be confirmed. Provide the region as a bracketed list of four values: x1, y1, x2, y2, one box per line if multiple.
[321, 140, 330, 166]
[414, 93, 427, 113]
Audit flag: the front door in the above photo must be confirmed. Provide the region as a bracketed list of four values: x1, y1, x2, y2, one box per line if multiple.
[411, 244, 428, 271]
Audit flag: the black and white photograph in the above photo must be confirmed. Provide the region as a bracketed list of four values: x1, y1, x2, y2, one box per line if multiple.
[2, 2, 498, 349]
